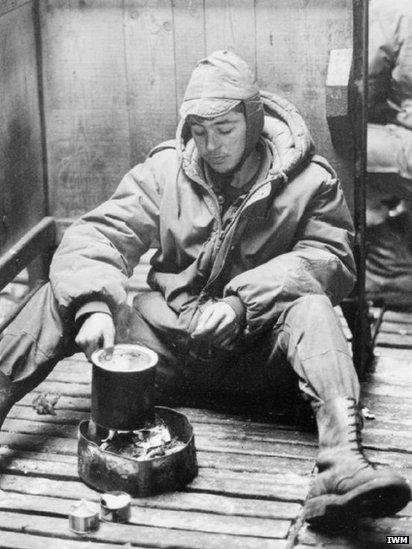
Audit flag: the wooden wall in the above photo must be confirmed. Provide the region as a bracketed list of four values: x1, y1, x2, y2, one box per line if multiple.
[39, 0, 354, 223]
[0, 0, 46, 254]
[0, 0, 354, 242]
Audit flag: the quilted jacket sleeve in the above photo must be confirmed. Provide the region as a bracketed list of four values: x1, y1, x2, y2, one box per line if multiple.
[50, 156, 164, 319]
[223, 176, 356, 333]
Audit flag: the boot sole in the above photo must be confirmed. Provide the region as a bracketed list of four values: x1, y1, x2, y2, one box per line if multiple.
[305, 478, 411, 528]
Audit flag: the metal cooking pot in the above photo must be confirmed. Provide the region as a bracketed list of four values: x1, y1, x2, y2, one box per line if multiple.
[91, 344, 158, 431]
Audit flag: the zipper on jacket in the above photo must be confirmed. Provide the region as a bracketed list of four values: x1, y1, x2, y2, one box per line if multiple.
[184, 164, 224, 261]
[184, 159, 283, 294]
[204, 171, 282, 291]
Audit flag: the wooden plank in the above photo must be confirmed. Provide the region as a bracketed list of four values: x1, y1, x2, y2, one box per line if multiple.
[0, 447, 74, 464]
[123, 0, 177, 165]
[366, 449, 412, 471]
[374, 347, 412, 360]
[0, 531, 131, 549]
[255, 0, 354, 210]
[364, 412, 412, 432]
[382, 310, 412, 324]
[0, 446, 312, 479]
[19, 393, 91, 411]
[0, 511, 289, 549]
[204, 0, 256, 70]
[0, 423, 318, 459]
[378, 322, 412, 335]
[371, 356, 412, 386]
[0, 459, 308, 503]
[0, 441, 309, 501]
[190, 469, 309, 502]
[0, 491, 292, 540]
[28, 380, 91, 397]
[2, 419, 79, 438]
[8, 405, 89, 424]
[362, 430, 412, 454]
[0, 445, 312, 480]
[191, 422, 316, 444]
[0, 1, 46, 253]
[199, 451, 313, 475]
[176, 404, 311, 428]
[375, 331, 412, 349]
[361, 394, 412, 421]
[0, 475, 301, 519]
[172, 0, 206, 106]
[3, 408, 317, 444]
[0, 435, 313, 492]
[40, 0, 130, 218]
[36, 368, 90, 385]
[360, 382, 412, 398]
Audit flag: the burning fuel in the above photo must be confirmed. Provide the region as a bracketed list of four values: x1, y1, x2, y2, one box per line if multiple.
[98, 414, 185, 460]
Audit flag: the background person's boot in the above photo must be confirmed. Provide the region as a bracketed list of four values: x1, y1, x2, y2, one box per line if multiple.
[0, 371, 20, 430]
[305, 397, 411, 528]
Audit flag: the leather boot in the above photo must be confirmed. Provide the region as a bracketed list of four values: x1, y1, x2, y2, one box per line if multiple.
[0, 371, 20, 430]
[305, 397, 411, 528]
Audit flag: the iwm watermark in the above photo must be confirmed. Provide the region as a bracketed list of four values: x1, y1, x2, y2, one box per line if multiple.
[386, 536, 410, 544]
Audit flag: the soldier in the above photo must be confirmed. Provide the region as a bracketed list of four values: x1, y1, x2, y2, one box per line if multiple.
[0, 50, 409, 526]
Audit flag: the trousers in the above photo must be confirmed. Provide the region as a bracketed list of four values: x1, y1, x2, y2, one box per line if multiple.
[0, 283, 360, 409]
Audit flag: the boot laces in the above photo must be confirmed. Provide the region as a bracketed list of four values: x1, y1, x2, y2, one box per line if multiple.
[347, 401, 373, 470]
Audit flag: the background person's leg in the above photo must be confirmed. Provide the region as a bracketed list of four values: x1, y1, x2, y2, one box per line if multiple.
[366, 124, 412, 296]
[367, 123, 412, 181]
[0, 282, 76, 425]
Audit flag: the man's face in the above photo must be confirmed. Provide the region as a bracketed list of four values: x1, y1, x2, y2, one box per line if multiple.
[189, 110, 246, 174]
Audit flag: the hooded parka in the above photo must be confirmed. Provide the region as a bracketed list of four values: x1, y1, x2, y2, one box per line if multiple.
[50, 89, 356, 336]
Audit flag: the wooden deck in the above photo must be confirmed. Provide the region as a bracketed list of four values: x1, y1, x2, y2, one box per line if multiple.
[0, 306, 410, 548]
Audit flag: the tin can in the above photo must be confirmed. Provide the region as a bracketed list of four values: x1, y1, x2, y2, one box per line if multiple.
[91, 344, 158, 431]
[68, 499, 99, 533]
[100, 491, 131, 523]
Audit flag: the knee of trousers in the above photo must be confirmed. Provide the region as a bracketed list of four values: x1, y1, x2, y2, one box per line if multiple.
[274, 294, 350, 360]
[280, 294, 336, 325]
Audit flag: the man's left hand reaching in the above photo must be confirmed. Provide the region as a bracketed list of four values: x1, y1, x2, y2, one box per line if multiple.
[191, 301, 240, 349]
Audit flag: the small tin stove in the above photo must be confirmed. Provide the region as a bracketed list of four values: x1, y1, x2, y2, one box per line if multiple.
[77, 344, 198, 497]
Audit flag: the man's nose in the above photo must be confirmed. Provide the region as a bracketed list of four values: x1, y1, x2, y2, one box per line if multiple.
[205, 132, 220, 153]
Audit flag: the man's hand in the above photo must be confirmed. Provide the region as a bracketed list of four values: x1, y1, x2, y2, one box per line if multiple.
[191, 301, 240, 349]
[75, 312, 115, 361]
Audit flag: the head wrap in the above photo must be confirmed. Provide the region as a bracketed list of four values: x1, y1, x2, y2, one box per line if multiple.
[180, 50, 264, 169]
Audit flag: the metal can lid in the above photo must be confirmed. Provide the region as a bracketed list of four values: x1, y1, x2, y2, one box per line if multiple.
[100, 491, 131, 510]
[92, 344, 158, 373]
[69, 499, 99, 518]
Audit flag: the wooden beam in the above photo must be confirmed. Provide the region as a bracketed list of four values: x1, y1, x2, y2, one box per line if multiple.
[351, 0, 370, 378]
[0, 217, 56, 290]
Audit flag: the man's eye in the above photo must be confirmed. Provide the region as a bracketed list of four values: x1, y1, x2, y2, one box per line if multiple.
[218, 128, 233, 135]
[192, 128, 205, 137]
